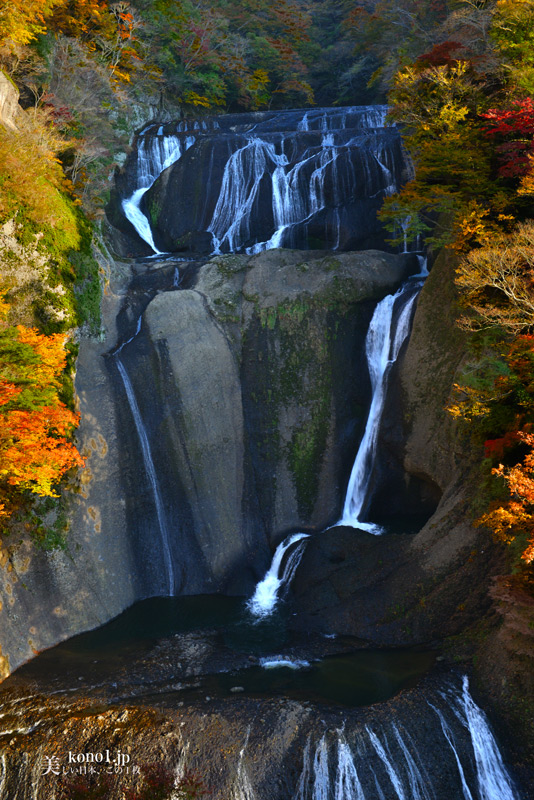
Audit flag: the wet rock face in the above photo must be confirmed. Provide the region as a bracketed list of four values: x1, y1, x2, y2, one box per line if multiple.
[106, 106, 412, 258]
[0, 663, 516, 800]
[115, 249, 415, 595]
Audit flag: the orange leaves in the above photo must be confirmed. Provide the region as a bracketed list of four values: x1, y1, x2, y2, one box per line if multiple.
[0, 299, 83, 503]
[0, 381, 22, 408]
[0, 405, 82, 496]
[478, 429, 534, 564]
[15, 327, 67, 389]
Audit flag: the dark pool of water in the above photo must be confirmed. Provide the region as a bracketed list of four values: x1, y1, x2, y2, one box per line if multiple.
[177, 648, 436, 707]
[11, 596, 435, 708]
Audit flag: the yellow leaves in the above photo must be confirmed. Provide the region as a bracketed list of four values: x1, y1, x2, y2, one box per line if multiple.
[518, 154, 534, 196]
[182, 91, 221, 108]
[447, 384, 492, 421]
[477, 503, 532, 546]
[0, 0, 68, 47]
[0, 118, 80, 248]
[440, 103, 469, 126]
[454, 221, 534, 331]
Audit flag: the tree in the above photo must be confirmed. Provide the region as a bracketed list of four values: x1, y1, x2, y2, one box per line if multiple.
[0, 0, 67, 48]
[0, 300, 83, 514]
[455, 221, 534, 332]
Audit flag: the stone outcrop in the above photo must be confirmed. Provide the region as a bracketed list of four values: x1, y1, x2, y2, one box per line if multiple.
[0, 70, 22, 130]
[0, 251, 137, 678]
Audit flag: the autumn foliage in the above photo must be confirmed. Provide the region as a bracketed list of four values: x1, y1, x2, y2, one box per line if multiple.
[0, 299, 83, 519]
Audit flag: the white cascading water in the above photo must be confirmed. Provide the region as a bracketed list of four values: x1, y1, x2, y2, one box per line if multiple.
[259, 656, 310, 670]
[339, 281, 421, 533]
[248, 279, 422, 615]
[231, 729, 257, 800]
[114, 322, 175, 594]
[291, 678, 519, 800]
[429, 702, 475, 800]
[122, 134, 195, 253]
[456, 675, 517, 800]
[121, 105, 403, 256]
[208, 139, 282, 254]
[335, 736, 365, 800]
[367, 727, 407, 800]
[247, 532, 309, 617]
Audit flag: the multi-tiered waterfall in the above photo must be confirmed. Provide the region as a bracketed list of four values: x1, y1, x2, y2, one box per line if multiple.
[0, 105, 523, 800]
[113, 106, 411, 257]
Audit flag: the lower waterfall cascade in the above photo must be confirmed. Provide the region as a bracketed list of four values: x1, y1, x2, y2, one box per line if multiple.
[291, 676, 518, 800]
[247, 270, 424, 619]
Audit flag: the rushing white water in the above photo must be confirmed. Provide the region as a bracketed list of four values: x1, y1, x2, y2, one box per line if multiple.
[312, 735, 330, 800]
[209, 139, 283, 253]
[115, 357, 175, 594]
[429, 702, 475, 800]
[339, 281, 421, 532]
[122, 134, 195, 252]
[291, 679, 519, 800]
[247, 532, 309, 617]
[458, 676, 517, 800]
[123, 188, 162, 253]
[335, 736, 365, 800]
[259, 656, 311, 670]
[232, 729, 257, 800]
[248, 279, 421, 613]
[121, 105, 406, 256]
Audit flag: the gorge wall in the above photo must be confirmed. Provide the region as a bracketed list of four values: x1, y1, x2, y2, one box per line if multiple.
[0, 244, 417, 675]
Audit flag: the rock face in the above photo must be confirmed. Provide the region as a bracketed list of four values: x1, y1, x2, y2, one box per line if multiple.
[0, 70, 22, 130]
[115, 249, 415, 596]
[0, 648, 514, 800]
[0, 253, 140, 679]
[291, 250, 507, 644]
[0, 247, 413, 678]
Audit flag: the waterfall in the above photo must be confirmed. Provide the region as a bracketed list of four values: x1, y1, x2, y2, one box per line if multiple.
[247, 279, 421, 614]
[291, 678, 519, 800]
[115, 353, 175, 595]
[339, 280, 421, 533]
[122, 133, 195, 252]
[456, 676, 517, 800]
[335, 736, 365, 800]
[247, 533, 309, 618]
[232, 729, 257, 800]
[208, 139, 283, 254]
[119, 105, 408, 256]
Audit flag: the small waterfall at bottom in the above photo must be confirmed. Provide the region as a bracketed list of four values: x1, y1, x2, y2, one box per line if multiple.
[247, 533, 309, 618]
[293, 677, 519, 800]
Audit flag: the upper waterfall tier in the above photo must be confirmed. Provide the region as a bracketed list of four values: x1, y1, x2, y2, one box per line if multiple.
[110, 106, 412, 257]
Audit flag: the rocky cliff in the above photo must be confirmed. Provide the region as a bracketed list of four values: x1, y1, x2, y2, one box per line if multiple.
[0, 247, 414, 675]
[115, 248, 415, 595]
